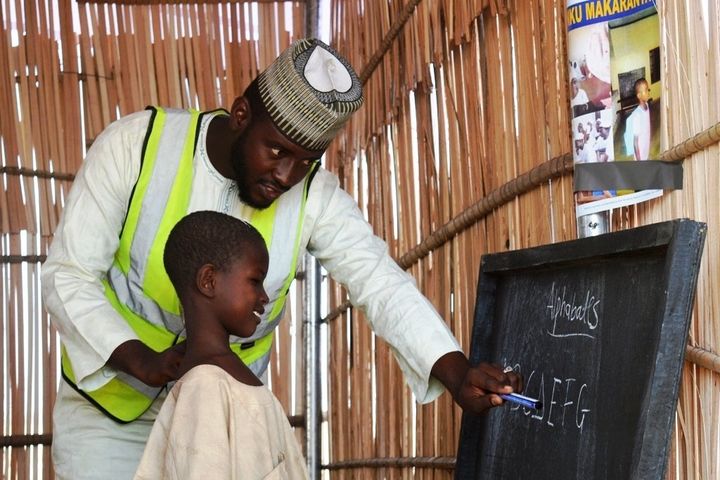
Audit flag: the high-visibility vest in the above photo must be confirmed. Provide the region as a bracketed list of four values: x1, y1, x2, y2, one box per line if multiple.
[61, 107, 317, 423]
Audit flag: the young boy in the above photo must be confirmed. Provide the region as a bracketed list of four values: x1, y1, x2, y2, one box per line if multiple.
[133, 211, 308, 479]
[624, 77, 651, 160]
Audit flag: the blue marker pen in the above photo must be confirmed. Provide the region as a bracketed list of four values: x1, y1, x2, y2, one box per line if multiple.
[500, 392, 543, 410]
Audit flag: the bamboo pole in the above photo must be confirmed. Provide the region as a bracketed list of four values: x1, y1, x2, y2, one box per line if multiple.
[35, 0, 57, 236]
[323, 456, 456, 470]
[163, 5, 183, 107]
[10, 0, 33, 234]
[77, 4, 102, 140]
[116, 5, 135, 114]
[136, 7, 158, 106]
[686, 346, 720, 374]
[91, 3, 113, 126]
[182, 4, 198, 108]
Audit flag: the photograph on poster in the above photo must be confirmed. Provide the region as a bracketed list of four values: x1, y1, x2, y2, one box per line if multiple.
[573, 110, 617, 205]
[568, 21, 612, 121]
[609, 7, 661, 162]
[572, 109, 615, 164]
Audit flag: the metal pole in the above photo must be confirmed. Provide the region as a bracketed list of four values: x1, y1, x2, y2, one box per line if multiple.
[304, 0, 320, 39]
[303, 3, 325, 477]
[303, 254, 322, 479]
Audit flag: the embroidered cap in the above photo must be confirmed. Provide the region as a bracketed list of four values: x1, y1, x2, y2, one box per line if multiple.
[257, 38, 364, 151]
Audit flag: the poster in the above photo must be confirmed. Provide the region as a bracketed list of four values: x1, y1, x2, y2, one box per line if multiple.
[567, 0, 664, 217]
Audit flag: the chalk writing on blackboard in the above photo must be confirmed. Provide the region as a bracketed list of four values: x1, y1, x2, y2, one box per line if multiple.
[502, 361, 592, 434]
[546, 282, 600, 338]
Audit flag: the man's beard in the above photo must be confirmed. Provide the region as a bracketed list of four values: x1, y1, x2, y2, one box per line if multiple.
[230, 134, 269, 210]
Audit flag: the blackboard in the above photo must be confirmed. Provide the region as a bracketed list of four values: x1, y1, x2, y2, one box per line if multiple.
[455, 219, 706, 480]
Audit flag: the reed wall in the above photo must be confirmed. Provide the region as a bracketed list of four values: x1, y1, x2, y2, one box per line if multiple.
[1, 0, 718, 479]
[323, 0, 719, 478]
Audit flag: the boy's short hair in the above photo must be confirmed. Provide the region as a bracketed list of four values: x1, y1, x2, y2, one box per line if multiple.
[634, 77, 648, 93]
[164, 211, 266, 294]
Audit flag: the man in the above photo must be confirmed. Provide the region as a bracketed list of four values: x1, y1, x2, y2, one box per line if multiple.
[570, 77, 590, 116]
[594, 115, 614, 163]
[42, 38, 521, 479]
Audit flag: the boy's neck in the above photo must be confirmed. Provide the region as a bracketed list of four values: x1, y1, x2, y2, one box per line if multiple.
[180, 316, 263, 386]
[180, 343, 263, 386]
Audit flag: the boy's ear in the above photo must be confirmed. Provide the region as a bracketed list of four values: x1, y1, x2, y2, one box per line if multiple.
[196, 264, 217, 298]
[229, 96, 251, 132]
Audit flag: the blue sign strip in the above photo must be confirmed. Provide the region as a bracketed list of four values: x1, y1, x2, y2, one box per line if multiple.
[567, 0, 657, 31]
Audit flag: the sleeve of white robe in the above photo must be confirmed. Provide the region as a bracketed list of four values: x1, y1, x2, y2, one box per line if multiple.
[41, 111, 152, 391]
[304, 169, 462, 404]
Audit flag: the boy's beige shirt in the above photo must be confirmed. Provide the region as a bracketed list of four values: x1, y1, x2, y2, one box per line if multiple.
[134, 364, 308, 480]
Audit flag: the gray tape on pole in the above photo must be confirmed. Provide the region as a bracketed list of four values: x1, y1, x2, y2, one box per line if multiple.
[573, 160, 683, 191]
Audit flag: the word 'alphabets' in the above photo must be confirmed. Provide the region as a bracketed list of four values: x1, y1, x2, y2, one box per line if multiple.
[546, 282, 600, 339]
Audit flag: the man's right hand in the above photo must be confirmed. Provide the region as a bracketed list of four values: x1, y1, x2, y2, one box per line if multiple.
[108, 339, 186, 387]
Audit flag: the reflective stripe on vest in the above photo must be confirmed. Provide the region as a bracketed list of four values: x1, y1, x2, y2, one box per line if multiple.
[61, 107, 315, 422]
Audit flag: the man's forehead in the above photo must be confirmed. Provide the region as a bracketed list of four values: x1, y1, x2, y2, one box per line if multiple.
[253, 112, 325, 157]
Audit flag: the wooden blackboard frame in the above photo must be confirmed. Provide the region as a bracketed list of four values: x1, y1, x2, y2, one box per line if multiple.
[455, 219, 706, 480]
